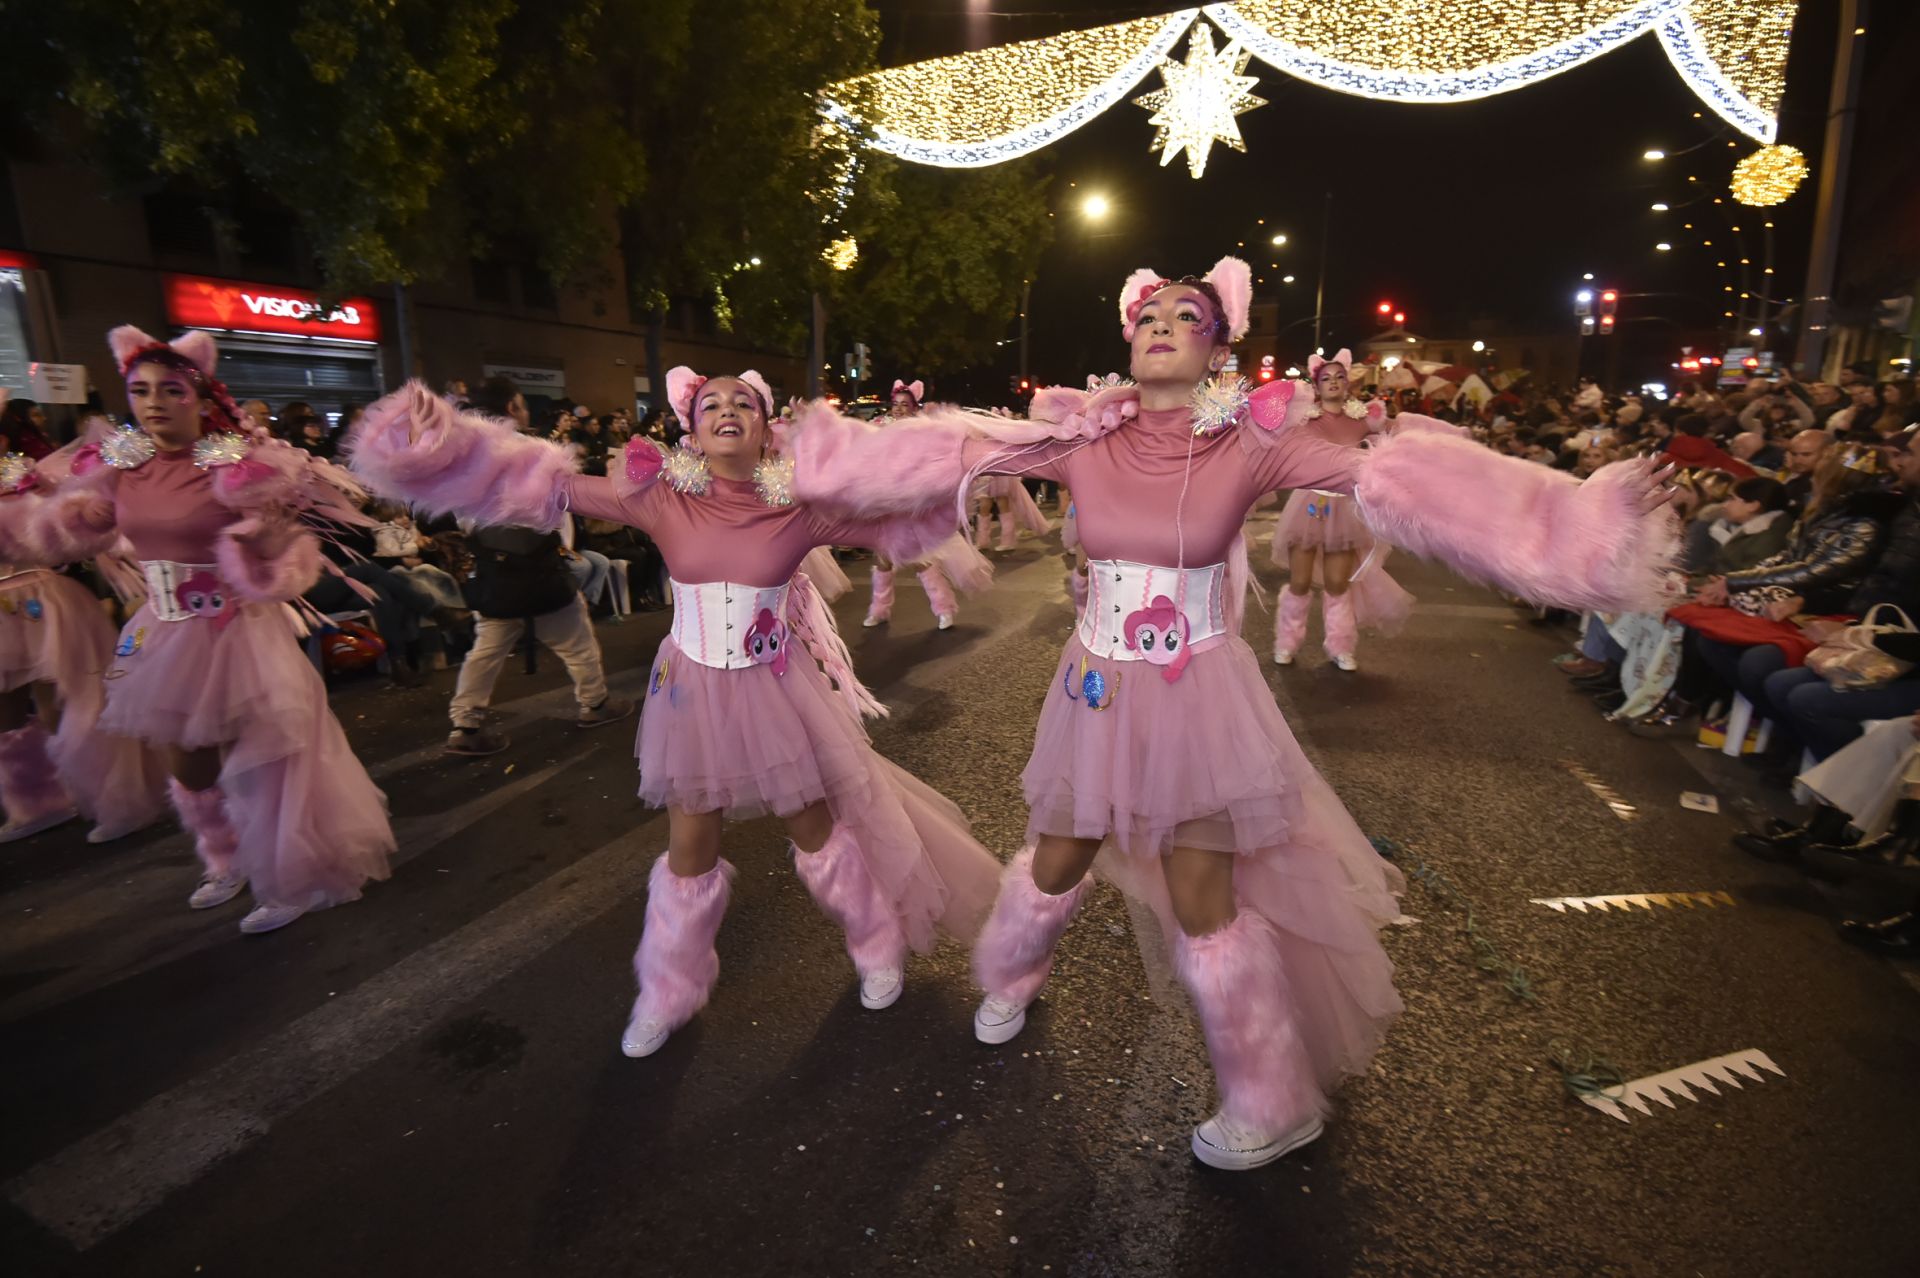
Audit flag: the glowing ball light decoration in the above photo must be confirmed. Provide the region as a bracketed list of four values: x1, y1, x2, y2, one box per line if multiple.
[822, 2, 1800, 177]
[1730, 143, 1809, 207]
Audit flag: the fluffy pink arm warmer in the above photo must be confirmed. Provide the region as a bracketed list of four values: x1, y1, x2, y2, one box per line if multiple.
[788, 402, 972, 519]
[349, 382, 577, 531]
[0, 484, 120, 567]
[1351, 428, 1679, 614]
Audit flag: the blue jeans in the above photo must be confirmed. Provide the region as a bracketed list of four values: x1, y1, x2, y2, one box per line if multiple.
[1581, 614, 1627, 663]
[1764, 666, 1920, 761]
[568, 549, 611, 606]
[1691, 635, 1788, 716]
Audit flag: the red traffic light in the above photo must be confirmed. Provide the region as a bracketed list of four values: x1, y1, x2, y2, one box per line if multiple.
[1744, 357, 1759, 369]
[1018, 378, 1031, 391]
[1598, 315, 1615, 334]
[1376, 300, 1393, 315]
[1600, 290, 1618, 303]
[1392, 311, 1406, 326]
[1257, 366, 1274, 381]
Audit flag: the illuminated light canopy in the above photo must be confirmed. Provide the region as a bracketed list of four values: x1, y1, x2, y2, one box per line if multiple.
[823, 236, 860, 271]
[824, 2, 1794, 170]
[1131, 23, 1268, 178]
[1730, 143, 1808, 206]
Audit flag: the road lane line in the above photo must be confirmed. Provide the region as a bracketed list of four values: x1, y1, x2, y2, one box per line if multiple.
[5, 812, 668, 1249]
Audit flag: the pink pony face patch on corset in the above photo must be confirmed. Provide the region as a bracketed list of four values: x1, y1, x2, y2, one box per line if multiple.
[743, 608, 790, 676]
[1123, 593, 1191, 682]
[174, 570, 236, 633]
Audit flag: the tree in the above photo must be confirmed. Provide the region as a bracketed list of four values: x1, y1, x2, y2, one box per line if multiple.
[826, 158, 1055, 376]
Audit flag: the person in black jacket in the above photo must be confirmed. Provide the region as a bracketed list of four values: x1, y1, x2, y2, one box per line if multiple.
[443, 377, 633, 756]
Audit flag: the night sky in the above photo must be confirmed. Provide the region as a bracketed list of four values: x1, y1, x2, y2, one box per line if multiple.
[870, 1, 1864, 393]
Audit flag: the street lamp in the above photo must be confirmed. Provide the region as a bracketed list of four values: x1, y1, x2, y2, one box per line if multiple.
[1471, 340, 1485, 352]
[1643, 148, 1666, 160]
[1281, 275, 1295, 284]
[1270, 233, 1287, 246]
[1655, 242, 1673, 251]
[1082, 192, 1111, 220]
[1651, 202, 1670, 211]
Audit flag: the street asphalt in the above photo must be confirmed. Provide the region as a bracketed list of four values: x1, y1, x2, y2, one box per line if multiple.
[2, 510, 1916, 1277]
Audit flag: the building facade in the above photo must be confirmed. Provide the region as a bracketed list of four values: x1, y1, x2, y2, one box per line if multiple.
[0, 155, 806, 431]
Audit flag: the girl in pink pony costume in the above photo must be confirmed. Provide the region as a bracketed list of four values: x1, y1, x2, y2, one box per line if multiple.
[1270, 348, 1416, 671]
[349, 367, 1002, 1058]
[0, 390, 170, 843]
[789, 256, 1679, 1170]
[0, 329, 393, 933]
[860, 378, 973, 631]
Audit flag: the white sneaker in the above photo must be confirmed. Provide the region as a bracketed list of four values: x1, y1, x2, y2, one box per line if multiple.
[1191, 1111, 1324, 1171]
[238, 902, 306, 934]
[1331, 653, 1358, 672]
[973, 994, 1028, 1044]
[0, 806, 78, 843]
[621, 1013, 671, 1058]
[1272, 648, 1295, 667]
[862, 613, 887, 629]
[936, 614, 956, 631]
[86, 815, 159, 845]
[188, 872, 247, 910]
[859, 967, 904, 1010]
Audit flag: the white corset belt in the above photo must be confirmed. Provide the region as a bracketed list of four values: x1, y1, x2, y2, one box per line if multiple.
[668, 577, 793, 670]
[1077, 558, 1227, 662]
[142, 561, 228, 623]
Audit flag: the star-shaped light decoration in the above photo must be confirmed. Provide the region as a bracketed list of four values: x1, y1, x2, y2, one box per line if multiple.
[1131, 22, 1266, 180]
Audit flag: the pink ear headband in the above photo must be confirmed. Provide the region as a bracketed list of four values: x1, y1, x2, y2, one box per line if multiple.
[665, 366, 776, 430]
[1117, 256, 1252, 343]
[891, 379, 924, 404]
[1307, 348, 1354, 381]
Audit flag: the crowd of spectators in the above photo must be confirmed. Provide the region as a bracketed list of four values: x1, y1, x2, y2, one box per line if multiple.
[1469, 361, 1920, 957]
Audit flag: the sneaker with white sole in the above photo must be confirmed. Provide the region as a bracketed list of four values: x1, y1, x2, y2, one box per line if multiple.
[1191, 1111, 1324, 1171]
[936, 614, 956, 631]
[621, 1013, 671, 1058]
[973, 994, 1028, 1044]
[859, 967, 904, 1010]
[578, 695, 636, 729]
[238, 902, 306, 934]
[86, 815, 160, 845]
[0, 806, 78, 843]
[1273, 649, 1296, 667]
[1331, 653, 1358, 672]
[188, 872, 247, 910]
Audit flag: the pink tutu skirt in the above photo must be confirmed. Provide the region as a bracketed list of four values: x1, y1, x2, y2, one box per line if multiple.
[99, 599, 393, 909]
[1273, 488, 1369, 556]
[1024, 632, 1404, 1087]
[637, 638, 1000, 949]
[0, 570, 167, 832]
[985, 476, 1052, 537]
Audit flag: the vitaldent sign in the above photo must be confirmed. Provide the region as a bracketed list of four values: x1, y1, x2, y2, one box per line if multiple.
[164, 274, 380, 342]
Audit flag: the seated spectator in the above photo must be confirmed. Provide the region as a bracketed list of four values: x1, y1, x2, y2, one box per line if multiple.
[0, 396, 56, 458]
[1780, 427, 1832, 517]
[1663, 412, 1756, 478]
[571, 412, 612, 476]
[1631, 449, 1897, 740]
[241, 399, 273, 437]
[1730, 430, 1785, 472]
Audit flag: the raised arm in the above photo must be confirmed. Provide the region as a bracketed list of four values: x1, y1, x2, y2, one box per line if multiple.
[0, 453, 121, 567]
[350, 382, 575, 532]
[559, 438, 669, 533]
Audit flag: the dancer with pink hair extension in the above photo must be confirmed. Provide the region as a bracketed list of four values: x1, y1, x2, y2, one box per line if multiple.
[351, 367, 1001, 1059]
[1269, 348, 1415, 671]
[863, 378, 965, 630]
[0, 329, 393, 932]
[792, 256, 1678, 1170]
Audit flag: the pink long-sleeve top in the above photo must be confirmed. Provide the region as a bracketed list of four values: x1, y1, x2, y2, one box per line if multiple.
[108, 447, 244, 562]
[563, 473, 919, 588]
[965, 405, 1363, 567]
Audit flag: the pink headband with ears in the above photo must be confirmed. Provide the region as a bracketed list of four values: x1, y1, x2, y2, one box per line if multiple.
[1307, 348, 1354, 382]
[1117, 256, 1252, 343]
[891, 379, 925, 404]
[665, 365, 776, 429]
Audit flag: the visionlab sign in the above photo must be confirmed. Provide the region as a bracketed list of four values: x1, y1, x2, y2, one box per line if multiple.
[164, 274, 380, 342]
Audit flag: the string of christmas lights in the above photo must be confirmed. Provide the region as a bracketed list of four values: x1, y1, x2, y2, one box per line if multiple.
[821, 1, 1796, 170]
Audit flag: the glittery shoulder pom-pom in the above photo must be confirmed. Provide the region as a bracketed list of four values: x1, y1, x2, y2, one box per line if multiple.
[100, 424, 157, 470]
[753, 456, 795, 508]
[1188, 374, 1251, 437]
[192, 430, 253, 469]
[0, 452, 38, 495]
[661, 445, 712, 496]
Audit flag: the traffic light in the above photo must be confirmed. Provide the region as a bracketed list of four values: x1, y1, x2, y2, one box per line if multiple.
[1598, 314, 1615, 335]
[1018, 377, 1031, 394]
[1392, 311, 1406, 326]
[1574, 289, 1593, 317]
[1581, 316, 1597, 336]
[1599, 290, 1618, 318]
[1258, 355, 1275, 382]
[1008, 374, 1020, 392]
[1376, 300, 1393, 317]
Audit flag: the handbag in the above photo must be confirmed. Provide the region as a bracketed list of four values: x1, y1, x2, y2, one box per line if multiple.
[1804, 603, 1919, 689]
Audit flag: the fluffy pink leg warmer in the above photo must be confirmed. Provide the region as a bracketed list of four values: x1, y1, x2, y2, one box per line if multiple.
[996, 507, 1018, 551]
[1172, 911, 1327, 1132]
[792, 825, 908, 975]
[0, 723, 76, 830]
[974, 507, 993, 550]
[972, 846, 1090, 1004]
[1322, 589, 1358, 659]
[167, 778, 239, 876]
[917, 566, 957, 620]
[1275, 588, 1312, 656]
[631, 854, 735, 1032]
[865, 567, 895, 624]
